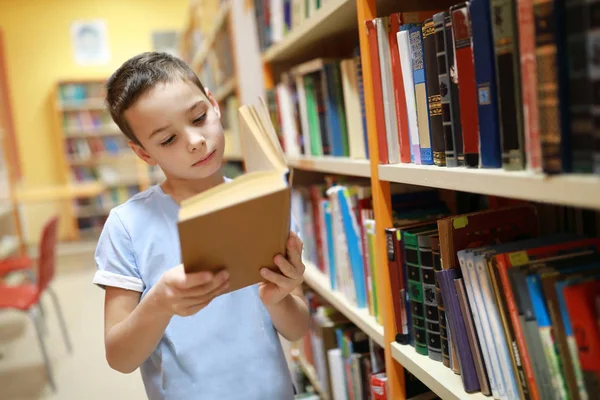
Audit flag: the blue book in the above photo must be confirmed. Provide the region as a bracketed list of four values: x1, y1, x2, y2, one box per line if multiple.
[409, 25, 434, 165]
[323, 200, 336, 290]
[323, 63, 349, 157]
[469, 0, 502, 168]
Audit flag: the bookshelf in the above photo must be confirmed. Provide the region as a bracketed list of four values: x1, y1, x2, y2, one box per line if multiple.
[52, 80, 158, 240]
[257, 0, 600, 397]
[182, 0, 243, 163]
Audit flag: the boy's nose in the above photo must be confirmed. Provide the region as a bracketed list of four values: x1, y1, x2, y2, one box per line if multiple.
[187, 132, 206, 152]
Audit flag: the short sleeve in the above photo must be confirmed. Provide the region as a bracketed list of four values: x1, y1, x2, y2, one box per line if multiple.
[92, 210, 144, 292]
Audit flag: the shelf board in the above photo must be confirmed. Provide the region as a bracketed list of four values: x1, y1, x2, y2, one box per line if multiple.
[0, 235, 19, 259]
[262, 0, 357, 63]
[191, 2, 231, 69]
[14, 181, 106, 203]
[379, 163, 600, 210]
[64, 126, 121, 137]
[391, 343, 488, 400]
[59, 99, 106, 111]
[213, 77, 237, 103]
[303, 263, 384, 347]
[288, 156, 371, 177]
[68, 152, 137, 166]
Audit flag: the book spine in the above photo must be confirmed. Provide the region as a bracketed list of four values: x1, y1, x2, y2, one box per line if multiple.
[469, 0, 503, 168]
[423, 18, 446, 166]
[518, 0, 542, 171]
[386, 229, 406, 342]
[419, 234, 443, 361]
[331, 62, 350, 157]
[450, 3, 480, 167]
[389, 14, 412, 163]
[534, 0, 568, 173]
[445, 16, 465, 166]
[404, 232, 429, 355]
[432, 236, 451, 368]
[434, 12, 457, 167]
[398, 27, 422, 164]
[365, 20, 390, 164]
[491, 0, 527, 170]
[354, 50, 370, 158]
[410, 25, 435, 165]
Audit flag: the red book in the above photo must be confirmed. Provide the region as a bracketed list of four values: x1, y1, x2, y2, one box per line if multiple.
[517, 0, 541, 171]
[371, 373, 389, 400]
[388, 14, 411, 163]
[563, 279, 600, 385]
[309, 186, 326, 273]
[450, 5, 479, 167]
[365, 20, 389, 164]
[494, 238, 600, 400]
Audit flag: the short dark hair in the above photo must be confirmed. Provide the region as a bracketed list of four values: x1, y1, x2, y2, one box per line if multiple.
[105, 52, 207, 146]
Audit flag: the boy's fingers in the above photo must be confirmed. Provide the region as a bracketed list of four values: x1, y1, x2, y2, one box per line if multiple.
[182, 271, 218, 288]
[274, 255, 303, 280]
[181, 270, 229, 297]
[182, 278, 230, 305]
[261, 268, 293, 288]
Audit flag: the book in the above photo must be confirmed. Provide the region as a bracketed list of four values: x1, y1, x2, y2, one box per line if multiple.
[178, 98, 292, 294]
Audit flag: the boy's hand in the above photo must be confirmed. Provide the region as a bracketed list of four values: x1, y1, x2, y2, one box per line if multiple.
[154, 265, 230, 317]
[259, 231, 305, 307]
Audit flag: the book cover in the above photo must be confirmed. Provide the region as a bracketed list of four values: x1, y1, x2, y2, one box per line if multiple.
[418, 232, 443, 361]
[423, 17, 446, 166]
[431, 234, 451, 368]
[397, 28, 421, 164]
[469, 0, 503, 168]
[410, 25, 435, 165]
[450, 3, 480, 167]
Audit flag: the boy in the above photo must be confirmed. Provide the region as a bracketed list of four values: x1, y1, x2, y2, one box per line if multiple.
[93, 52, 309, 400]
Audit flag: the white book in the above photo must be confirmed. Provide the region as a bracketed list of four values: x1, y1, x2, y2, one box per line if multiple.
[375, 18, 400, 164]
[397, 30, 420, 164]
[276, 82, 301, 157]
[270, 0, 284, 43]
[340, 59, 367, 160]
[327, 348, 348, 400]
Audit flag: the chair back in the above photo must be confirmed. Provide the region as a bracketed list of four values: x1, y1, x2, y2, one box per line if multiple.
[37, 216, 59, 292]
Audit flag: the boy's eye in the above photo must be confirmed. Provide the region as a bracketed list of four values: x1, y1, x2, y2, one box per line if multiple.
[160, 135, 176, 147]
[193, 114, 207, 124]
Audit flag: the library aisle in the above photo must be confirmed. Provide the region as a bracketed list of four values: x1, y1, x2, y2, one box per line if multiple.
[1, 0, 600, 399]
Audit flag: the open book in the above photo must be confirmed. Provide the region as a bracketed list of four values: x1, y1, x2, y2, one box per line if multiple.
[177, 98, 292, 294]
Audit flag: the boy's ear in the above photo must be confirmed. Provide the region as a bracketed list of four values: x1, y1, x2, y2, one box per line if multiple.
[129, 141, 158, 166]
[205, 87, 221, 119]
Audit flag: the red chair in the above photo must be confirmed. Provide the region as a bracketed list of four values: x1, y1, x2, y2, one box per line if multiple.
[0, 216, 71, 391]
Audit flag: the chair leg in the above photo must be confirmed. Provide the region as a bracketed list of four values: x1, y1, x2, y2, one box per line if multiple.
[47, 287, 72, 353]
[38, 296, 48, 335]
[29, 307, 56, 392]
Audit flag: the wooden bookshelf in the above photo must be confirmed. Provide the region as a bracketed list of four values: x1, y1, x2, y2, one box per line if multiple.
[379, 164, 600, 210]
[288, 156, 371, 177]
[262, 0, 358, 63]
[191, 1, 231, 69]
[391, 343, 488, 400]
[304, 263, 385, 347]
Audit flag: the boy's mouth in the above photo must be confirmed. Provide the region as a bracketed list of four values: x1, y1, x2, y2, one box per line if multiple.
[192, 150, 216, 167]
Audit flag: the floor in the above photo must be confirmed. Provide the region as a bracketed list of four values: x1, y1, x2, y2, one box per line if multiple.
[0, 250, 147, 400]
[0, 247, 297, 400]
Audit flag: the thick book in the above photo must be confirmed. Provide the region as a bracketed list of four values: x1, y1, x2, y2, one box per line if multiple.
[437, 269, 481, 392]
[469, 0, 502, 168]
[431, 234, 451, 368]
[450, 3, 480, 167]
[418, 232, 443, 361]
[397, 28, 421, 164]
[490, 0, 526, 170]
[178, 99, 291, 294]
[410, 25, 435, 165]
[423, 18, 446, 166]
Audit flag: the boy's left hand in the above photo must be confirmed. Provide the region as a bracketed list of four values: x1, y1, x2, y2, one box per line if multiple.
[259, 231, 305, 307]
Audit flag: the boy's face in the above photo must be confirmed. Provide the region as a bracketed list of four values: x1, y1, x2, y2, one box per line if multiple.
[124, 80, 225, 181]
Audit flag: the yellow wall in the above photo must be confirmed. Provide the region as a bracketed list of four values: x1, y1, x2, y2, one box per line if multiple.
[0, 0, 188, 242]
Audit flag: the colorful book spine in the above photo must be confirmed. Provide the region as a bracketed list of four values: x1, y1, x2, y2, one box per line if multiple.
[431, 235, 451, 368]
[423, 18, 446, 166]
[388, 14, 412, 163]
[433, 12, 457, 167]
[404, 230, 429, 354]
[469, 0, 503, 168]
[354, 48, 370, 158]
[410, 25, 435, 165]
[450, 3, 480, 167]
[386, 228, 409, 344]
[397, 28, 421, 164]
[444, 14, 465, 166]
[491, 0, 526, 170]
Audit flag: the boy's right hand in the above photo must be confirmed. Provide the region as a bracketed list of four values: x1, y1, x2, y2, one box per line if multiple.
[154, 265, 230, 317]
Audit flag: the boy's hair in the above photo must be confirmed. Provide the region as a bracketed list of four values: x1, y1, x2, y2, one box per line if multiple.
[105, 52, 207, 146]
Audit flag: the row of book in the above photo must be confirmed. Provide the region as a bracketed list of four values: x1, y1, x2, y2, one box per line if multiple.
[65, 136, 130, 162]
[254, 0, 333, 52]
[62, 109, 118, 135]
[296, 287, 438, 400]
[272, 54, 369, 160]
[58, 81, 105, 104]
[75, 185, 140, 218]
[365, 4, 599, 174]
[385, 202, 600, 400]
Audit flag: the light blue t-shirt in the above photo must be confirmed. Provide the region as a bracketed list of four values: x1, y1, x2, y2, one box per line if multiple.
[93, 182, 295, 400]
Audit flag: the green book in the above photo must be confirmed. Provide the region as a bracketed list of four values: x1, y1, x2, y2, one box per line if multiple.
[303, 75, 323, 156]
